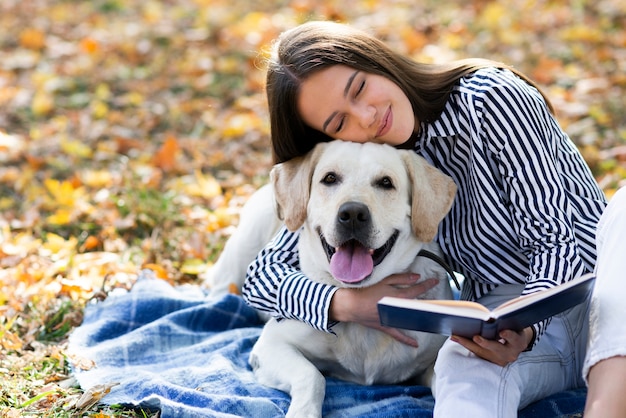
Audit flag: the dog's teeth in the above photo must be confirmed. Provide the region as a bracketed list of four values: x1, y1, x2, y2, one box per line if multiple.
[369, 249, 374, 254]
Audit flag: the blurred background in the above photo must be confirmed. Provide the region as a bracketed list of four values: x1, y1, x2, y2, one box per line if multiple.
[0, 0, 625, 414]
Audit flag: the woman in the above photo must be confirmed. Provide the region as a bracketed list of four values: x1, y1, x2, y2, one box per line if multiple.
[241, 21, 614, 416]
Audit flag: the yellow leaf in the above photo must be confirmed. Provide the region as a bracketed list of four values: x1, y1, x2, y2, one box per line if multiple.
[0, 197, 13, 210]
[42, 232, 74, 253]
[184, 170, 222, 199]
[142, 1, 163, 24]
[560, 25, 604, 43]
[227, 12, 274, 47]
[61, 139, 93, 159]
[180, 258, 207, 275]
[47, 209, 72, 225]
[95, 83, 111, 100]
[0, 316, 16, 339]
[221, 112, 261, 138]
[91, 100, 109, 119]
[124, 91, 144, 106]
[206, 207, 234, 232]
[0, 329, 23, 351]
[588, 105, 611, 126]
[80, 169, 113, 188]
[479, 3, 508, 30]
[31, 92, 54, 117]
[19, 28, 46, 50]
[44, 178, 83, 207]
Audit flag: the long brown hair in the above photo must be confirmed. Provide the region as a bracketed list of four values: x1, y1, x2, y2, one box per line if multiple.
[265, 20, 552, 164]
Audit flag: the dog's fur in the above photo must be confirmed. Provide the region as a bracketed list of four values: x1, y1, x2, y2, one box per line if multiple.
[204, 183, 281, 298]
[247, 141, 457, 418]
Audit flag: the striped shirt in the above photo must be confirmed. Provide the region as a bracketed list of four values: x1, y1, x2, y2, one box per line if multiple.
[242, 67, 607, 342]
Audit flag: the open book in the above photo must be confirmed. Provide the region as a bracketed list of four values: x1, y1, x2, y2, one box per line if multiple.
[378, 273, 595, 340]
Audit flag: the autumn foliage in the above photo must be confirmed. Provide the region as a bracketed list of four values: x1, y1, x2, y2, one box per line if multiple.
[0, 0, 625, 415]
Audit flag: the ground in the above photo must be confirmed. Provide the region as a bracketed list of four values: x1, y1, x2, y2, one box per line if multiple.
[0, 0, 624, 415]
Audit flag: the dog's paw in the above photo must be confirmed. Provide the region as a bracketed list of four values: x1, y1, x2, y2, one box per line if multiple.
[285, 389, 325, 418]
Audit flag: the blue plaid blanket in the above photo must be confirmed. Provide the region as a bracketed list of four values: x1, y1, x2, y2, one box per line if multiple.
[69, 272, 587, 417]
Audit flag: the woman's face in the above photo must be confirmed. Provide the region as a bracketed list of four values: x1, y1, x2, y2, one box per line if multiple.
[297, 65, 416, 145]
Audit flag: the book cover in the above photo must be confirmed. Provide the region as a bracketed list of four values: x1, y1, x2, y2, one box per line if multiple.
[378, 273, 595, 340]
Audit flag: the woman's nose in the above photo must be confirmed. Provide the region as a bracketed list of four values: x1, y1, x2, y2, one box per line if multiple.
[353, 104, 376, 128]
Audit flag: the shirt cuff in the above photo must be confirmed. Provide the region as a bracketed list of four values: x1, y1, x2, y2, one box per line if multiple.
[321, 285, 340, 332]
[277, 272, 340, 333]
[523, 325, 538, 352]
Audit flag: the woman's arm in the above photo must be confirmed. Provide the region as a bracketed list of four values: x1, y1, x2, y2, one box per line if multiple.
[451, 68, 604, 362]
[242, 226, 441, 345]
[481, 69, 597, 286]
[481, 70, 603, 339]
[242, 226, 338, 332]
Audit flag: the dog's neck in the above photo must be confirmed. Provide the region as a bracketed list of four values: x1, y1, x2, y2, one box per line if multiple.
[416, 249, 460, 290]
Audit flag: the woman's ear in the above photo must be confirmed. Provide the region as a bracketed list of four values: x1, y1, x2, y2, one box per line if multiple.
[270, 142, 329, 231]
[402, 152, 457, 242]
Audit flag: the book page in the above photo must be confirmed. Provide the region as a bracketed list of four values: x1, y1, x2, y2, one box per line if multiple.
[378, 297, 492, 320]
[491, 273, 594, 316]
[419, 299, 490, 312]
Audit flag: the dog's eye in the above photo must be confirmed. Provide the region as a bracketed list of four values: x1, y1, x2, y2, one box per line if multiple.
[376, 176, 394, 189]
[321, 172, 338, 185]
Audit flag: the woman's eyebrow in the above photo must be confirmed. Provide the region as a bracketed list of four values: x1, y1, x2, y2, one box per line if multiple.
[343, 70, 359, 97]
[322, 70, 360, 132]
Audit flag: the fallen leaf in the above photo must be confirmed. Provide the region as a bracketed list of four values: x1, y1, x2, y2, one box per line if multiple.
[19, 28, 46, 50]
[153, 135, 180, 172]
[75, 382, 120, 410]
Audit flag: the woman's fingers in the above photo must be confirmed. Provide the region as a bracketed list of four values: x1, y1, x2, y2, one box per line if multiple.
[451, 328, 531, 366]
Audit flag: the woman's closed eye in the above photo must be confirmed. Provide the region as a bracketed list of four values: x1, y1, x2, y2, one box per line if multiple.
[354, 80, 365, 97]
[334, 80, 365, 133]
[335, 116, 345, 133]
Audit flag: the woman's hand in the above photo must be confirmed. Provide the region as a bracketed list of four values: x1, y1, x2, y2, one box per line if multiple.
[329, 273, 440, 347]
[450, 327, 534, 366]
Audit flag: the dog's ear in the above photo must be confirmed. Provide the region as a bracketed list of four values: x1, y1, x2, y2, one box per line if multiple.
[402, 152, 457, 242]
[270, 142, 328, 231]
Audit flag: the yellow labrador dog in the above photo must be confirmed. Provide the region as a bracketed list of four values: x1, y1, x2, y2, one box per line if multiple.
[248, 141, 457, 418]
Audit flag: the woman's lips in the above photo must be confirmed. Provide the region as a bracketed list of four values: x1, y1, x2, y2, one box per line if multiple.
[376, 107, 392, 137]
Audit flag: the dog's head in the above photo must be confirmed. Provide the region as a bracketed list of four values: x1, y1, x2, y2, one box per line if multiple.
[271, 141, 456, 287]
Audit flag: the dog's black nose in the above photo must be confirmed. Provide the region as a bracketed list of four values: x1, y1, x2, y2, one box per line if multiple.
[337, 201, 371, 229]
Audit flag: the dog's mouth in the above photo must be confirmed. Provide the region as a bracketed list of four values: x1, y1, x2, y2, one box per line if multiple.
[318, 228, 399, 284]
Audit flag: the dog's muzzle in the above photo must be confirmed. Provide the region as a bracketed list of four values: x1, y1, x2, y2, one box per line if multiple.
[318, 227, 400, 284]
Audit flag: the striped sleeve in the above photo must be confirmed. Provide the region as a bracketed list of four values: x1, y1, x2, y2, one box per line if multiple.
[476, 70, 593, 340]
[241, 226, 339, 333]
[478, 71, 590, 287]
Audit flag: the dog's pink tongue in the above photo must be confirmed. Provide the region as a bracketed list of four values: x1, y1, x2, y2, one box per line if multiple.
[329, 243, 373, 283]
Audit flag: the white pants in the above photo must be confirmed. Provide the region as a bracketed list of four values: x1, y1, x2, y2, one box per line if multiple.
[583, 186, 626, 381]
[432, 186, 626, 417]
